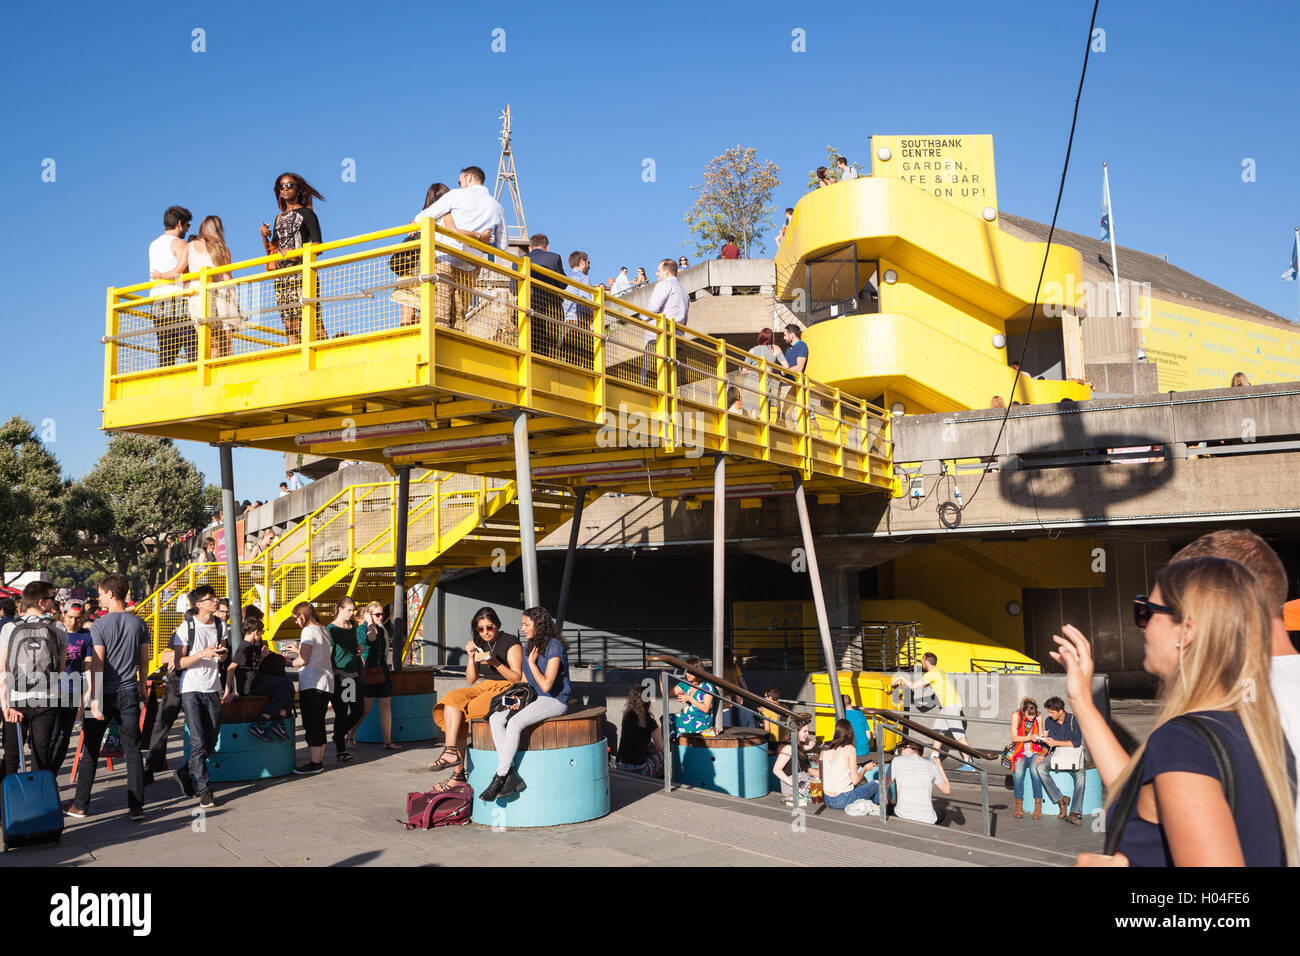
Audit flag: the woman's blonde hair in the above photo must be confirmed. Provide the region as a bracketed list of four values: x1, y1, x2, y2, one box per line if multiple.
[1105, 556, 1297, 864]
[196, 215, 231, 267]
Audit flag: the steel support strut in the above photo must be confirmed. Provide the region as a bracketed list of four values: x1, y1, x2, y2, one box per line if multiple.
[792, 473, 845, 721]
[513, 409, 540, 609]
[217, 446, 244, 655]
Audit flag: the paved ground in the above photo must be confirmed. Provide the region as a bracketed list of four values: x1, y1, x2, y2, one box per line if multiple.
[1, 731, 1103, 866]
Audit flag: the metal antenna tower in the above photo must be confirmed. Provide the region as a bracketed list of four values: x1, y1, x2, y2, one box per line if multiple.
[493, 104, 527, 243]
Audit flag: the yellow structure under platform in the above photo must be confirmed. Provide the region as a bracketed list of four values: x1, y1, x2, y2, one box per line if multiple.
[103, 221, 896, 500]
[133, 471, 579, 667]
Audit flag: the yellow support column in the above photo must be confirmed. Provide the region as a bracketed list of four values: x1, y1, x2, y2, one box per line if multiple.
[195, 267, 210, 384]
[300, 245, 317, 367]
[592, 286, 606, 415]
[419, 219, 435, 377]
[518, 257, 532, 408]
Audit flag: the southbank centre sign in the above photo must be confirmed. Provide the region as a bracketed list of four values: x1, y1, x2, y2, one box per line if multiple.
[871, 134, 999, 218]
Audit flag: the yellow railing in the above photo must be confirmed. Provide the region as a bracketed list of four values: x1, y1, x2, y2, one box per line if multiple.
[103, 218, 895, 493]
[133, 471, 524, 662]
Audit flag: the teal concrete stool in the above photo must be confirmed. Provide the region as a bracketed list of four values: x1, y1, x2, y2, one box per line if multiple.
[355, 667, 439, 743]
[181, 696, 295, 782]
[1018, 766, 1103, 815]
[466, 706, 610, 828]
[676, 729, 769, 798]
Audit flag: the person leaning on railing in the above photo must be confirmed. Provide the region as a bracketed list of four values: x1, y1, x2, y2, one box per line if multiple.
[428, 607, 522, 786]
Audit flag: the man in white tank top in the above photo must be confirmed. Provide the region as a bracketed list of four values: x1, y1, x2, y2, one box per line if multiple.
[147, 206, 196, 366]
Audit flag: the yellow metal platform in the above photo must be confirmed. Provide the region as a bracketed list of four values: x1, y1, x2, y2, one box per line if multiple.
[103, 222, 896, 499]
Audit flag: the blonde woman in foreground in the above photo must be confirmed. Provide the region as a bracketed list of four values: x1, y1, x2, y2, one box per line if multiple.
[1053, 556, 1297, 866]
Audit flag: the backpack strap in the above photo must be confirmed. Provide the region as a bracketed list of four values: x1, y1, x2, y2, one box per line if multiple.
[1103, 714, 1237, 857]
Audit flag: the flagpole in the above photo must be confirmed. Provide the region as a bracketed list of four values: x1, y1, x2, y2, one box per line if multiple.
[1104, 162, 1123, 320]
[1295, 226, 1299, 322]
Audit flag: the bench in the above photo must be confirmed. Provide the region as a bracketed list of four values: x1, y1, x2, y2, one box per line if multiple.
[355, 665, 439, 743]
[676, 727, 770, 799]
[181, 694, 295, 781]
[466, 705, 609, 827]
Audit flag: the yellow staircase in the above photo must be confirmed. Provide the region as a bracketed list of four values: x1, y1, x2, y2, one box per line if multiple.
[133, 471, 582, 666]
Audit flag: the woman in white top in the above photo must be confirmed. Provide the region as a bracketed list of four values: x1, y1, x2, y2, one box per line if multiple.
[821, 719, 879, 811]
[290, 601, 334, 775]
[187, 216, 241, 358]
[745, 327, 790, 418]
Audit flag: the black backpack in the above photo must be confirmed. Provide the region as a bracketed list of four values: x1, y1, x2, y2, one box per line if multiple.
[170, 617, 225, 686]
[5, 619, 60, 702]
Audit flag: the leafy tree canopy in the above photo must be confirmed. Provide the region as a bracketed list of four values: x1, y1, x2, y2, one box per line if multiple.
[684, 146, 780, 259]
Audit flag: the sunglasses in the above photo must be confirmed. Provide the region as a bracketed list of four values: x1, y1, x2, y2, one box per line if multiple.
[476, 624, 496, 633]
[1133, 595, 1176, 629]
[278, 181, 297, 191]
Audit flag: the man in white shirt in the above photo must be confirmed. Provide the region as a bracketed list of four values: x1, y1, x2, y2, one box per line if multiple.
[836, 156, 859, 181]
[416, 166, 508, 331]
[643, 258, 690, 386]
[611, 266, 632, 297]
[172, 585, 228, 809]
[885, 740, 951, 824]
[147, 205, 196, 366]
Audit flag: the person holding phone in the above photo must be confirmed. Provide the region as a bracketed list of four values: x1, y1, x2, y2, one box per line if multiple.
[260, 172, 325, 345]
[821, 719, 879, 812]
[1009, 696, 1046, 819]
[429, 607, 522, 785]
[290, 602, 333, 776]
[171, 585, 228, 809]
[479, 607, 570, 801]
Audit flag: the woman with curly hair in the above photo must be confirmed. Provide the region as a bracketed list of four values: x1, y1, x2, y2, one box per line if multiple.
[479, 606, 571, 801]
[260, 171, 325, 344]
[614, 685, 663, 776]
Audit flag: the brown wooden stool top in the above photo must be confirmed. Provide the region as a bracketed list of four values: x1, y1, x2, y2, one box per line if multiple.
[676, 728, 769, 749]
[470, 705, 607, 752]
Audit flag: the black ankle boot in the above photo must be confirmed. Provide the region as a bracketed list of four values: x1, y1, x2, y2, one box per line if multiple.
[498, 769, 526, 797]
[480, 773, 509, 801]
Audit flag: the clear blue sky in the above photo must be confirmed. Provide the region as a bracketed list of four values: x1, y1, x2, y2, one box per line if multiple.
[2, 0, 1297, 495]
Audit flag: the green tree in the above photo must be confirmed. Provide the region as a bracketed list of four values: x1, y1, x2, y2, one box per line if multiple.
[684, 146, 781, 259]
[0, 416, 69, 585]
[73, 435, 208, 589]
[806, 146, 865, 191]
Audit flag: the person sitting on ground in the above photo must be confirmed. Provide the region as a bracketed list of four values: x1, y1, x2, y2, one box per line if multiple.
[1009, 696, 1046, 819]
[886, 739, 951, 824]
[760, 688, 787, 749]
[480, 607, 572, 801]
[429, 607, 522, 784]
[356, 602, 402, 751]
[821, 719, 879, 812]
[1034, 695, 1086, 825]
[614, 685, 664, 777]
[1055, 557, 1298, 866]
[841, 693, 873, 760]
[773, 714, 817, 805]
[223, 615, 294, 743]
[671, 656, 716, 738]
[289, 602, 333, 775]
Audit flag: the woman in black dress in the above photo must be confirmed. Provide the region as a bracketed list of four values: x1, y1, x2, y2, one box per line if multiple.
[260, 171, 325, 344]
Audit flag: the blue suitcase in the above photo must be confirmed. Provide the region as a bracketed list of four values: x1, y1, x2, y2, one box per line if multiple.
[2, 736, 63, 850]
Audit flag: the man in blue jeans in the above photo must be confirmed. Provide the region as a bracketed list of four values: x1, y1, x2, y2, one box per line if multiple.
[172, 585, 227, 809]
[1034, 695, 1086, 825]
[70, 573, 152, 821]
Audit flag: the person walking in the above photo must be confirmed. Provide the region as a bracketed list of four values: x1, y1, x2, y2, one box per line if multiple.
[70, 574, 151, 820]
[171, 585, 228, 808]
[0, 583, 68, 777]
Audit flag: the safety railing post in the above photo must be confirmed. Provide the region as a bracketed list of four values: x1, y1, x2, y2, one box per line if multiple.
[300, 244, 317, 363]
[420, 219, 435, 374]
[517, 257, 532, 357]
[195, 268, 210, 383]
[661, 670, 673, 795]
[592, 286, 607, 411]
[347, 486, 355, 564]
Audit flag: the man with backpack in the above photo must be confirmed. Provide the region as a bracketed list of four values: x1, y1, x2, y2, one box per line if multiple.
[70, 573, 152, 821]
[222, 614, 293, 742]
[171, 585, 228, 808]
[0, 582, 68, 775]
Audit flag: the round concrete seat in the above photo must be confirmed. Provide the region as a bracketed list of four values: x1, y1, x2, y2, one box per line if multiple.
[466, 705, 609, 827]
[181, 695, 295, 782]
[1017, 766, 1103, 815]
[355, 666, 439, 743]
[675, 728, 770, 799]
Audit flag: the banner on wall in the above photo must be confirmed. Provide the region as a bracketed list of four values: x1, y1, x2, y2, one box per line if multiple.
[870, 134, 999, 218]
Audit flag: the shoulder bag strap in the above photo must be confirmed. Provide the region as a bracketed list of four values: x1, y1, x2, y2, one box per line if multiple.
[1103, 751, 1146, 856]
[1180, 714, 1237, 817]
